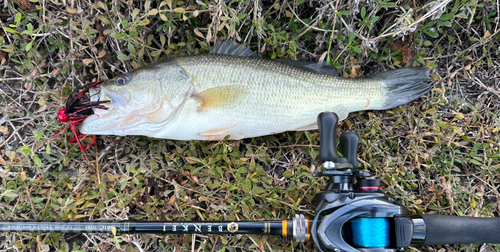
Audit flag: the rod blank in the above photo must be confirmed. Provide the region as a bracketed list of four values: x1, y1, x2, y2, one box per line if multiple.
[0, 220, 288, 236]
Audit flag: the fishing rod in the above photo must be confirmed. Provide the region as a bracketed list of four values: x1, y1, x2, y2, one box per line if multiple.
[2, 112, 500, 251]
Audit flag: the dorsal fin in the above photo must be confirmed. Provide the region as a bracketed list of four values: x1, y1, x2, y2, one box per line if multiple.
[278, 59, 338, 76]
[210, 40, 258, 57]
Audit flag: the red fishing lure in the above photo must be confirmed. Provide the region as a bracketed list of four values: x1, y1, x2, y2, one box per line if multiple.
[55, 80, 109, 151]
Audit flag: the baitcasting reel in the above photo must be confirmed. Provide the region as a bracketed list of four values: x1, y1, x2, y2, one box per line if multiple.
[309, 112, 500, 251]
[310, 112, 415, 251]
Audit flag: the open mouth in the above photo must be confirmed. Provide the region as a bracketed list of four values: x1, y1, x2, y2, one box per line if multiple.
[89, 86, 130, 118]
[89, 87, 113, 117]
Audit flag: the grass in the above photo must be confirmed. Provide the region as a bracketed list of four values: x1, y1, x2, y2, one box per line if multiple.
[0, 0, 499, 251]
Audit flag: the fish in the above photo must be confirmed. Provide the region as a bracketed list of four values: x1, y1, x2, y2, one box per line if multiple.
[80, 41, 430, 140]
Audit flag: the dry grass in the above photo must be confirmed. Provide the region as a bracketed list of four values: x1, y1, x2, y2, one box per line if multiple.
[0, 0, 499, 251]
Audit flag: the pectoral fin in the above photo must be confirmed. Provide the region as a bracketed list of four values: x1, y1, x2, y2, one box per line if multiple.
[192, 85, 248, 112]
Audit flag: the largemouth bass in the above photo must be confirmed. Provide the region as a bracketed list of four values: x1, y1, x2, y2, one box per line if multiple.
[80, 41, 430, 140]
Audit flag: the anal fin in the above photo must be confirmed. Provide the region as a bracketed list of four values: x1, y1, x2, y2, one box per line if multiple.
[332, 105, 349, 121]
[295, 122, 318, 131]
[294, 105, 349, 131]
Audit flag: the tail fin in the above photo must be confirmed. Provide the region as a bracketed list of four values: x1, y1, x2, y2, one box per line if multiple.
[369, 67, 430, 110]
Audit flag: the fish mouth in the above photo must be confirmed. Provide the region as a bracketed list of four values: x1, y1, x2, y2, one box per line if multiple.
[89, 87, 112, 117]
[89, 86, 129, 117]
[80, 86, 131, 135]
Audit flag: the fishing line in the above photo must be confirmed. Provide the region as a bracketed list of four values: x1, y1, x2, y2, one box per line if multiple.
[350, 218, 391, 248]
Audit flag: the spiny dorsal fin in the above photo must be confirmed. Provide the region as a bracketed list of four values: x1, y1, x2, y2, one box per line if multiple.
[210, 40, 258, 57]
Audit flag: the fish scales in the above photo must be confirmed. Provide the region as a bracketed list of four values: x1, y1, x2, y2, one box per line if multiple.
[167, 54, 383, 139]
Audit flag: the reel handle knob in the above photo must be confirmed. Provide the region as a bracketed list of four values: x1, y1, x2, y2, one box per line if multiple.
[340, 132, 359, 170]
[317, 112, 339, 162]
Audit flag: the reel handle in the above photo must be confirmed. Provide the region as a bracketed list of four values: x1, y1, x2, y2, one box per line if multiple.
[317, 112, 339, 162]
[340, 132, 359, 170]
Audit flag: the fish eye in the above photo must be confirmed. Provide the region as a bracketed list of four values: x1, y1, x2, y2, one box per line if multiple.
[116, 76, 127, 85]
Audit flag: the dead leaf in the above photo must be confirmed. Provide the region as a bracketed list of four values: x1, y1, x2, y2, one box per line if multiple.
[201, 11, 210, 26]
[82, 58, 94, 65]
[483, 30, 491, 39]
[67, 7, 77, 14]
[348, 65, 360, 78]
[318, 51, 327, 63]
[36, 104, 47, 113]
[193, 28, 204, 38]
[391, 37, 416, 67]
[50, 68, 61, 76]
[15, 0, 33, 12]
[0, 51, 6, 65]
[0, 155, 6, 166]
[173, 7, 185, 13]
[168, 195, 176, 205]
[342, 71, 349, 78]
[37, 97, 46, 106]
[258, 238, 264, 251]
[192, 176, 199, 184]
[259, 43, 266, 55]
[441, 180, 455, 213]
[103, 173, 116, 182]
[40, 245, 50, 252]
[206, 27, 212, 43]
[96, 19, 107, 44]
[98, 50, 106, 58]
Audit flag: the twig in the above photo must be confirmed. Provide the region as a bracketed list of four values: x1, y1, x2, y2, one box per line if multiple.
[9, 121, 26, 146]
[247, 235, 261, 252]
[3, 114, 55, 122]
[285, 2, 329, 33]
[325, 0, 341, 62]
[369, 0, 452, 42]
[131, 240, 145, 252]
[0, 77, 24, 81]
[466, 0, 477, 33]
[469, 73, 500, 99]
[0, 119, 32, 149]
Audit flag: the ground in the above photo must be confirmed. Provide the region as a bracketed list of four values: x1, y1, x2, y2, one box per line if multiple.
[0, 0, 499, 251]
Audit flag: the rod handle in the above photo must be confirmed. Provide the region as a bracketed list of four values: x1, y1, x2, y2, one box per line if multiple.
[418, 214, 500, 245]
[317, 112, 339, 162]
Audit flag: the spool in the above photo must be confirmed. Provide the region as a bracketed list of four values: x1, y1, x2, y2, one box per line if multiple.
[350, 218, 391, 248]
